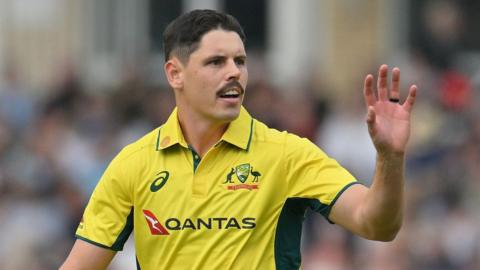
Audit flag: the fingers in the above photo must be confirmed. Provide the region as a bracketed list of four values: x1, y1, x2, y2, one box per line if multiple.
[366, 65, 415, 109]
[377, 64, 388, 101]
[363, 74, 376, 107]
[390, 67, 400, 101]
[366, 106, 376, 136]
[402, 85, 417, 112]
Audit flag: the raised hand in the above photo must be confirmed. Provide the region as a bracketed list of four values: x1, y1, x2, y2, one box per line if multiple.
[363, 65, 417, 156]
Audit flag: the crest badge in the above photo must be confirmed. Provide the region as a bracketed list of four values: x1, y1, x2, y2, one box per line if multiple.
[223, 163, 262, 191]
[235, 163, 250, 183]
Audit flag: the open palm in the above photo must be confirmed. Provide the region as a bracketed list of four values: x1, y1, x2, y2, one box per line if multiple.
[364, 65, 417, 155]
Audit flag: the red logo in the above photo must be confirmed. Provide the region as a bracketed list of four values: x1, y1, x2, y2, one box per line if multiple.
[143, 209, 169, 235]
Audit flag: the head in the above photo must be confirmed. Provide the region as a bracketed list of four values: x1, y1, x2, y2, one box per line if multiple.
[163, 9, 248, 124]
[163, 9, 246, 64]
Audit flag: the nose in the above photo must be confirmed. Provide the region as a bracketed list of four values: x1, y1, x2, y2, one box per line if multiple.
[226, 59, 241, 81]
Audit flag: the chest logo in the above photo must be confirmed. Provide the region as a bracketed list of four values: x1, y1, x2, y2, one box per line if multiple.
[224, 163, 261, 191]
[150, 171, 170, 192]
[143, 210, 169, 235]
[142, 209, 256, 235]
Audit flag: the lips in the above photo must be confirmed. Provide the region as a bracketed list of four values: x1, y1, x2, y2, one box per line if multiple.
[218, 88, 241, 98]
[217, 81, 244, 99]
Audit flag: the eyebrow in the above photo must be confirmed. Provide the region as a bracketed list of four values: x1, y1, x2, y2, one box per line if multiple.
[204, 55, 225, 61]
[203, 54, 247, 63]
[235, 55, 247, 61]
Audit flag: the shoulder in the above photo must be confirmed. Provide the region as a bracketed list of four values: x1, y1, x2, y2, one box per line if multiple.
[252, 119, 321, 152]
[251, 119, 286, 145]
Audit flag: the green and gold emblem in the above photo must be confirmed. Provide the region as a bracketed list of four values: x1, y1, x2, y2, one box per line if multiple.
[235, 163, 251, 183]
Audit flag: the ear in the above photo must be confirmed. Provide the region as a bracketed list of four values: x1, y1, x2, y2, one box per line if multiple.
[164, 57, 184, 89]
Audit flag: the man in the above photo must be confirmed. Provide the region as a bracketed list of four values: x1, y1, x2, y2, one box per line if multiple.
[61, 9, 417, 270]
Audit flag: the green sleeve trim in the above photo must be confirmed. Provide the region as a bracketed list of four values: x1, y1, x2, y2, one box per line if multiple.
[75, 235, 116, 251]
[325, 181, 363, 224]
[76, 207, 134, 252]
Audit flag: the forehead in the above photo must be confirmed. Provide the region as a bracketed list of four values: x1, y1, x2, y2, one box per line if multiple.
[193, 29, 246, 57]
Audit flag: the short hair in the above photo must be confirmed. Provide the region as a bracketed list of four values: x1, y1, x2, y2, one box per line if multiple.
[163, 9, 246, 63]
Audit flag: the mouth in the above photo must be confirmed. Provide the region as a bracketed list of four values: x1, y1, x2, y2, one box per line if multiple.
[218, 87, 241, 99]
[216, 81, 244, 99]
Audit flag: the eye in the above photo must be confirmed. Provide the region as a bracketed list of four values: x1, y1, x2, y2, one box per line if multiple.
[207, 58, 224, 66]
[235, 57, 246, 66]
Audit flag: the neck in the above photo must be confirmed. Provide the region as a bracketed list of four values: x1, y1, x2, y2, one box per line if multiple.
[177, 108, 228, 157]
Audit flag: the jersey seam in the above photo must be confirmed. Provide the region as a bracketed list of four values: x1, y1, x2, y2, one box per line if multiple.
[121, 158, 135, 206]
[119, 143, 157, 162]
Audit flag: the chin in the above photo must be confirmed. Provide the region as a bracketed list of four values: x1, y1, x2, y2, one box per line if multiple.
[215, 108, 241, 122]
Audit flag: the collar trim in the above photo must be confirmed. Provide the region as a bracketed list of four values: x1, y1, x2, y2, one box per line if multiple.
[156, 107, 254, 151]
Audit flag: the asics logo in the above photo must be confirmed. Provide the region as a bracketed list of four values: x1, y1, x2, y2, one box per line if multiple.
[150, 171, 170, 192]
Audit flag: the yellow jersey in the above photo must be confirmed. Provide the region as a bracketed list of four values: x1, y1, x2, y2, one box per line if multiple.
[76, 107, 358, 270]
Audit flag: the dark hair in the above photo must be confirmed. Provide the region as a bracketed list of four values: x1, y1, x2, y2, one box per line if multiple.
[163, 9, 246, 63]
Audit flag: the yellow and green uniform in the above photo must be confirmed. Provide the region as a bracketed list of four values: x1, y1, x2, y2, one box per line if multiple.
[76, 107, 358, 270]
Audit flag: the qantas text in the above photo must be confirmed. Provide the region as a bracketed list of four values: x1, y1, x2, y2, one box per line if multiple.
[165, 217, 256, 230]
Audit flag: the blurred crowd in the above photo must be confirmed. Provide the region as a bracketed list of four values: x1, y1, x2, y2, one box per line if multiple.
[1, 1, 480, 270]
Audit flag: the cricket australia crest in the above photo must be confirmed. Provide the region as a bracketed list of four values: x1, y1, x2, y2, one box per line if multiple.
[224, 163, 262, 191]
[235, 163, 250, 183]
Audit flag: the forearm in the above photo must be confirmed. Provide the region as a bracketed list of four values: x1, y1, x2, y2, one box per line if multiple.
[60, 240, 115, 270]
[361, 153, 405, 241]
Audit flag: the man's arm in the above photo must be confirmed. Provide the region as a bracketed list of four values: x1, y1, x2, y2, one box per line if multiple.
[60, 240, 116, 270]
[329, 65, 417, 241]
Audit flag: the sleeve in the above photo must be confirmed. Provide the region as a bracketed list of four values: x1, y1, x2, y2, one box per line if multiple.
[284, 133, 360, 219]
[75, 150, 134, 251]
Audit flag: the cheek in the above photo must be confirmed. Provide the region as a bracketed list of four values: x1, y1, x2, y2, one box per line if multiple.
[185, 71, 205, 91]
[186, 73, 217, 100]
[241, 69, 249, 88]
[191, 69, 209, 87]
[197, 79, 215, 96]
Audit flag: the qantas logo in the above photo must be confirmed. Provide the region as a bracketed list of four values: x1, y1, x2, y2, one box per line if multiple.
[143, 210, 169, 235]
[142, 209, 256, 236]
